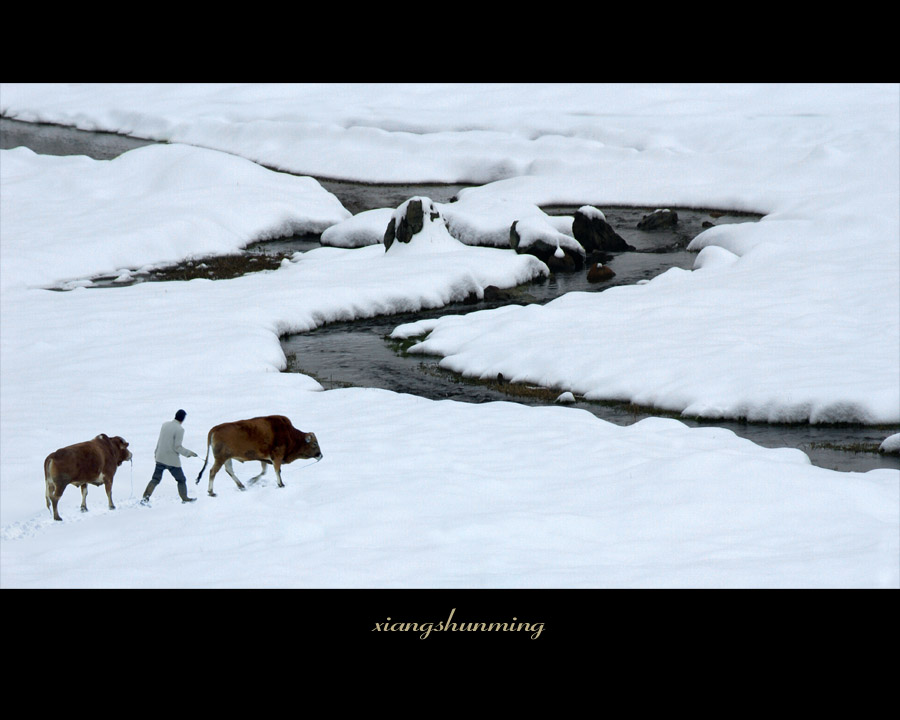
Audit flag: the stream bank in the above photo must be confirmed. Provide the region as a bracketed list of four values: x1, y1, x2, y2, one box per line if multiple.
[3, 117, 896, 473]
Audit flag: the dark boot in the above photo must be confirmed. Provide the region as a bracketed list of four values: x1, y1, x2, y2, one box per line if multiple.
[141, 480, 159, 506]
[177, 481, 196, 503]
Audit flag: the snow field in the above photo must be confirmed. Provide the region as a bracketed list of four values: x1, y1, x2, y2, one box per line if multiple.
[1, 83, 897, 588]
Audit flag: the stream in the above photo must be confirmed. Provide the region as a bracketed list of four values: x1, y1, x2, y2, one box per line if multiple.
[3, 117, 897, 473]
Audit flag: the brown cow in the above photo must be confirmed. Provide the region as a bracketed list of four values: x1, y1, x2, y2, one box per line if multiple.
[44, 434, 133, 521]
[195, 415, 322, 497]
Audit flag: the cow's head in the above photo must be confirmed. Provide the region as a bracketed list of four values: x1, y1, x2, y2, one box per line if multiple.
[289, 430, 322, 462]
[110, 436, 133, 464]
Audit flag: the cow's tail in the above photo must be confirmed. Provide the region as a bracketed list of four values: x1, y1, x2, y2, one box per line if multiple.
[195, 429, 213, 484]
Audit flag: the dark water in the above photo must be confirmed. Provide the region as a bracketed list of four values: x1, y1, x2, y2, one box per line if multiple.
[0, 117, 154, 159]
[316, 178, 470, 217]
[3, 117, 897, 473]
[51, 235, 324, 290]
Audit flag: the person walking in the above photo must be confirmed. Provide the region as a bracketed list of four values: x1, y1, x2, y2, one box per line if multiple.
[141, 409, 199, 505]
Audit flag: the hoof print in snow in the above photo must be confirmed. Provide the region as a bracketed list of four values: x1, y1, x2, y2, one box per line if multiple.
[637, 208, 679, 231]
[573, 206, 633, 252]
[587, 263, 616, 283]
[509, 220, 585, 271]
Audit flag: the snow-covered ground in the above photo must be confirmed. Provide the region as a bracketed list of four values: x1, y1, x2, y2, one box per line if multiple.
[1, 83, 897, 588]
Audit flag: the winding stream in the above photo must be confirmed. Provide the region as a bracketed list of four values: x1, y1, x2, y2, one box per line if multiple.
[3, 117, 897, 473]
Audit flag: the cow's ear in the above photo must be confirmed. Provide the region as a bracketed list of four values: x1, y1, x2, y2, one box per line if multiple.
[304, 433, 311, 442]
[98, 433, 108, 440]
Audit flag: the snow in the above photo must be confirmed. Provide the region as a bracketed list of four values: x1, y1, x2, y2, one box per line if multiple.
[1, 83, 898, 589]
[320, 207, 393, 248]
[578, 205, 606, 222]
[692, 244, 740, 272]
[441, 192, 575, 248]
[407, 252, 898, 424]
[0, 144, 351, 289]
[881, 434, 900, 454]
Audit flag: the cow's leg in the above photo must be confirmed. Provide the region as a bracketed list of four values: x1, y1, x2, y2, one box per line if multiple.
[45, 459, 61, 520]
[50, 494, 63, 521]
[80, 484, 89, 513]
[248, 462, 267, 485]
[224, 459, 246, 491]
[105, 477, 116, 510]
[207, 459, 223, 497]
[47, 483, 63, 521]
[273, 458, 285, 488]
[208, 458, 245, 496]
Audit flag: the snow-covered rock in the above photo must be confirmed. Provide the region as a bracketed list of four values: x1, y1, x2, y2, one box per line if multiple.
[510, 217, 585, 271]
[572, 205, 632, 253]
[587, 263, 616, 283]
[638, 208, 679, 231]
[384, 197, 462, 254]
[880, 433, 900, 454]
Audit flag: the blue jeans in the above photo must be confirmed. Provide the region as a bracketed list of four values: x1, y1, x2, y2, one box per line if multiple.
[151, 462, 187, 484]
